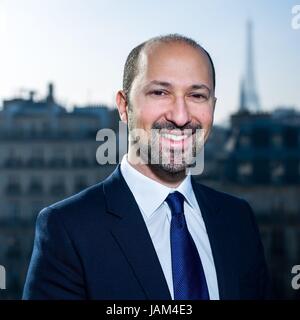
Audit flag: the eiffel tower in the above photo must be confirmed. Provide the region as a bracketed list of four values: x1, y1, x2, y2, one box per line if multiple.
[239, 20, 261, 112]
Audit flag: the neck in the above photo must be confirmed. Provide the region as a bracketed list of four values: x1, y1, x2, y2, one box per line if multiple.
[127, 152, 187, 188]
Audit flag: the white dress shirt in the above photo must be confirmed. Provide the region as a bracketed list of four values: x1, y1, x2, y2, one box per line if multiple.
[120, 154, 219, 300]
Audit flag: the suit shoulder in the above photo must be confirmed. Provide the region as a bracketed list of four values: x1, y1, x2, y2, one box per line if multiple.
[194, 180, 250, 209]
[193, 181, 260, 242]
[38, 181, 106, 224]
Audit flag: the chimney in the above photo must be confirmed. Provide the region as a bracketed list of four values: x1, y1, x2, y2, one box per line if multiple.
[46, 82, 55, 104]
[29, 90, 35, 102]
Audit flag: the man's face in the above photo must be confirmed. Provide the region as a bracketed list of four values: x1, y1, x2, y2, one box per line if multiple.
[125, 41, 216, 173]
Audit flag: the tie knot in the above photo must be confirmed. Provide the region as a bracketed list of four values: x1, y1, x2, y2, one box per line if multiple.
[165, 191, 185, 216]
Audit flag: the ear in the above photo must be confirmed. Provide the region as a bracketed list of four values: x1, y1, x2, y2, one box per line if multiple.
[116, 90, 128, 123]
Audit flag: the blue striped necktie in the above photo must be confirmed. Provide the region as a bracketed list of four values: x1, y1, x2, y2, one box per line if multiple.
[165, 191, 210, 300]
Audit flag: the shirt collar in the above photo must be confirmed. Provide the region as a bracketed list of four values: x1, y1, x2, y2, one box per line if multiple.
[120, 154, 199, 218]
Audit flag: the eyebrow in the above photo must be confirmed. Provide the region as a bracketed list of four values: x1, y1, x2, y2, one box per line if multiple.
[145, 80, 211, 94]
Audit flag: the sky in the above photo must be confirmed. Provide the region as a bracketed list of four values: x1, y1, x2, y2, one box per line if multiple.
[0, 0, 299, 124]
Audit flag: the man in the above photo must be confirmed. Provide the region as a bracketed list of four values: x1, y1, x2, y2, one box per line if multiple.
[23, 34, 271, 300]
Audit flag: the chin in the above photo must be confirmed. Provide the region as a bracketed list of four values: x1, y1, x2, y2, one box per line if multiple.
[158, 162, 188, 174]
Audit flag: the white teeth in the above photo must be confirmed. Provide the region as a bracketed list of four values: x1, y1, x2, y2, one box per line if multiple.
[160, 133, 187, 141]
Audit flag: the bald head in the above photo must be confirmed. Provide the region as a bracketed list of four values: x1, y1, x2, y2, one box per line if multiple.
[122, 34, 216, 100]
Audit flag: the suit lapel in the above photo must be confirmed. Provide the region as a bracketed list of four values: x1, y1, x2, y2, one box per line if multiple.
[103, 165, 172, 300]
[191, 178, 239, 300]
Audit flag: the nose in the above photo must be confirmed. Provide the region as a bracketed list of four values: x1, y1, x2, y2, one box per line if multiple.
[165, 96, 191, 128]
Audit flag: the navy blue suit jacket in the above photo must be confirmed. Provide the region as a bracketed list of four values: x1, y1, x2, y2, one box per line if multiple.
[23, 165, 271, 300]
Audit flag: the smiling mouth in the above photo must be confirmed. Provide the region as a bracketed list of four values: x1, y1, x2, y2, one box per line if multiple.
[160, 133, 189, 141]
[159, 128, 194, 138]
[158, 131, 195, 148]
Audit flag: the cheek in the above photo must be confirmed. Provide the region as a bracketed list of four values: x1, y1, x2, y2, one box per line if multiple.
[194, 109, 214, 127]
[132, 98, 164, 129]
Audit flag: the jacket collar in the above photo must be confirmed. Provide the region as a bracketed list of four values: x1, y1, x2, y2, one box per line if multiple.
[103, 164, 172, 299]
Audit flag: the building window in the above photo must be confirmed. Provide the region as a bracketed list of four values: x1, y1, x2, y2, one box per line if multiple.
[28, 123, 38, 138]
[271, 161, 285, 184]
[9, 202, 21, 220]
[74, 176, 88, 193]
[4, 149, 23, 168]
[72, 148, 89, 167]
[283, 127, 298, 148]
[5, 176, 22, 196]
[253, 158, 270, 184]
[237, 162, 253, 183]
[284, 158, 299, 183]
[27, 147, 44, 167]
[272, 134, 282, 148]
[252, 128, 270, 148]
[50, 176, 66, 196]
[49, 148, 67, 167]
[28, 176, 43, 195]
[239, 135, 251, 148]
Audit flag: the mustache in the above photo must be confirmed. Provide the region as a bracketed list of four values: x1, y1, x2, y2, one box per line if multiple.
[151, 121, 202, 135]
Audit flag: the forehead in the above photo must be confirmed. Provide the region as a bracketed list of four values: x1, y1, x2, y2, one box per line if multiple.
[136, 41, 213, 87]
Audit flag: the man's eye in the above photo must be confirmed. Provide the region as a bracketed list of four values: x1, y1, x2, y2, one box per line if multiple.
[191, 93, 207, 100]
[150, 90, 166, 96]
